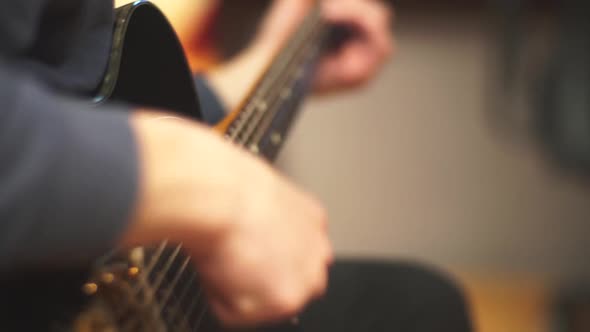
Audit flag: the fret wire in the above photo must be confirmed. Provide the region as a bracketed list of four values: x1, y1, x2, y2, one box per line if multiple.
[242, 21, 328, 147]
[235, 19, 325, 146]
[228, 6, 323, 141]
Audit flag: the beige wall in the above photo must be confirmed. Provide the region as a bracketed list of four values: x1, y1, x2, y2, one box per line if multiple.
[276, 13, 590, 281]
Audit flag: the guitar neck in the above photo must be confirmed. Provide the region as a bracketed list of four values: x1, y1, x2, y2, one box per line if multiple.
[220, 6, 330, 161]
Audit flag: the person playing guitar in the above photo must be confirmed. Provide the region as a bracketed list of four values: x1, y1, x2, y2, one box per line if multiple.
[0, 0, 472, 331]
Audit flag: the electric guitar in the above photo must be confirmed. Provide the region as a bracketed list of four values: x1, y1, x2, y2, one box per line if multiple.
[2, 1, 345, 330]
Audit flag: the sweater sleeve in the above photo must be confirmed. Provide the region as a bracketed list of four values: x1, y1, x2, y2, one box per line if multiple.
[0, 64, 138, 271]
[195, 74, 227, 125]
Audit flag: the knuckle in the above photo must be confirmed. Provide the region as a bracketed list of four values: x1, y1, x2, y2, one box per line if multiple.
[274, 288, 305, 316]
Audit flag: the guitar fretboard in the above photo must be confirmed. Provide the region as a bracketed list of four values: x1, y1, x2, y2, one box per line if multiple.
[225, 5, 329, 161]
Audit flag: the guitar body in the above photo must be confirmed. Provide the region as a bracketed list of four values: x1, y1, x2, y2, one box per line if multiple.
[96, 2, 203, 119]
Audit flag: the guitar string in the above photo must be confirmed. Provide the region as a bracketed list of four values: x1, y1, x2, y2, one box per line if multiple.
[226, 5, 322, 143]
[107, 241, 184, 329]
[138, 255, 191, 331]
[113, 242, 178, 329]
[121, 257, 200, 331]
[122, 245, 190, 331]
[233, 10, 322, 145]
[114, 6, 326, 332]
[164, 271, 198, 331]
[236, 16, 325, 147]
[245, 21, 327, 147]
[226, 5, 320, 141]
[156, 256, 191, 312]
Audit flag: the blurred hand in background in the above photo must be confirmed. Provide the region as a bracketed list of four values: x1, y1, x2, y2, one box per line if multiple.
[208, 0, 395, 109]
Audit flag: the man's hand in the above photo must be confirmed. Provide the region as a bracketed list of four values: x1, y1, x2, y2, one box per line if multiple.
[122, 112, 332, 327]
[207, 0, 394, 110]
[256, 0, 394, 94]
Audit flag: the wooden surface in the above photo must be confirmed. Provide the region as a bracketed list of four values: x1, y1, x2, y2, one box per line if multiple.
[455, 272, 552, 332]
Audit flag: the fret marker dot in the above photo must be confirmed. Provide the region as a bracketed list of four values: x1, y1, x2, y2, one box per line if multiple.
[271, 132, 282, 146]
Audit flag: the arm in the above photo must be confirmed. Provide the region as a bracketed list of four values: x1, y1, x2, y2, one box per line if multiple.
[0, 63, 331, 326]
[203, 0, 394, 111]
[0, 64, 137, 270]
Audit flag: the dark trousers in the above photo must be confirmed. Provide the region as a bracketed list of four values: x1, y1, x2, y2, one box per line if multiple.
[265, 260, 473, 332]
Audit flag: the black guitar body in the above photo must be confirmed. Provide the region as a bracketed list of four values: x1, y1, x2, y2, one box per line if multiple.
[96, 2, 203, 119]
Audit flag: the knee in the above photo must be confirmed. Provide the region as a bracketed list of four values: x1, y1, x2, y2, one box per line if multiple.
[384, 261, 473, 330]
[341, 260, 473, 327]
[399, 263, 470, 311]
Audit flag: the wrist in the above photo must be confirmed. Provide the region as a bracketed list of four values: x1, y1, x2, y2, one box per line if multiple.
[120, 111, 241, 253]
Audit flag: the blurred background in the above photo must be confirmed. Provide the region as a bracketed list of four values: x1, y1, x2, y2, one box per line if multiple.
[275, 2, 590, 331]
[275, 2, 590, 330]
[118, 0, 590, 330]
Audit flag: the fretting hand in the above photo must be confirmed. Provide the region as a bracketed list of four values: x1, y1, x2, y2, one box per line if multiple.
[207, 0, 395, 110]
[255, 0, 395, 94]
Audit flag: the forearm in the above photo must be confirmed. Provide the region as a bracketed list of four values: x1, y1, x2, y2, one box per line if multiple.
[0, 65, 247, 271]
[0, 70, 138, 271]
[119, 111, 270, 256]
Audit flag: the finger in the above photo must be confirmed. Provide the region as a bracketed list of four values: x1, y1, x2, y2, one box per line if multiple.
[323, 0, 394, 60]
[315, 42, 380, 90]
